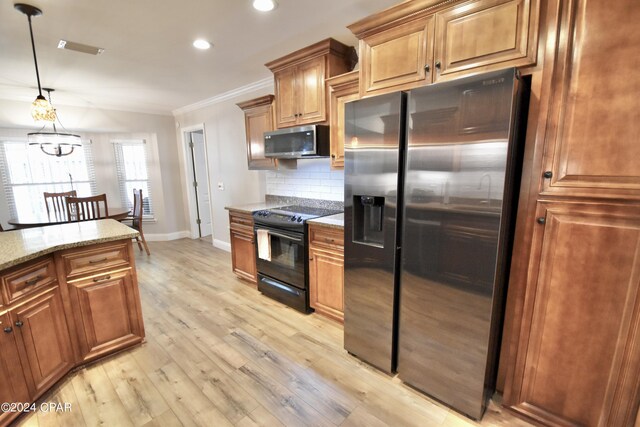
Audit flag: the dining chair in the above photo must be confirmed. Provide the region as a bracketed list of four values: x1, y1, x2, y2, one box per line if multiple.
[44, 190, 77, 220]
[65, 194, 109, 222]
[123, 189, 150, 255]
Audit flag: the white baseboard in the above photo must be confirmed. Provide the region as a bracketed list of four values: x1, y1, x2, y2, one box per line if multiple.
[213, 239, 231, 252]
[145, 231, 191, 241]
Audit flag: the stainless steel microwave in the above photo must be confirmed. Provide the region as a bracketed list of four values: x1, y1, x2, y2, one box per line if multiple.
[264, 125, 330, 159]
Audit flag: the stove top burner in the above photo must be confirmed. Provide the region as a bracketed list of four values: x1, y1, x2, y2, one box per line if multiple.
[253, 205, 342, 231]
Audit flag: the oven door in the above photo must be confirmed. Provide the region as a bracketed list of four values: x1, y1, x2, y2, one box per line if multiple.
[254, 225, 305, 289]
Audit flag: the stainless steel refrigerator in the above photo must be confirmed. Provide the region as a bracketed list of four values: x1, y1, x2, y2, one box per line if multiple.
[343, 68, 525, 420]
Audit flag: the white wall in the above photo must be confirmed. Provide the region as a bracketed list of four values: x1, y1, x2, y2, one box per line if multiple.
[172, 85, 271, 249]
[0, 98, 187, 237]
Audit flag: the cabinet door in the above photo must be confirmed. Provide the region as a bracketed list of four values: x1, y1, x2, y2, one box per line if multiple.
[230, 229, 257, 284]
[274, 68, 298, 128]
[0, 313, 30, 426]
[541, 0, 640, 200]
[297, 57, 326, 124]
[360, 16, 435, 96]
[506, 202, 640, 426]
[309, 246, 344, 323]
[243, 98, 277, 170]
[67, 269, 144, 363]
[12, 288, 74, 398]
[434, 0, 538, 81]
[327, 71, 359, 170]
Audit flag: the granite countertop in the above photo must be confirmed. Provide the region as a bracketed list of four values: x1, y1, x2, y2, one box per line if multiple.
[0, 219, 139, 271]
[225, 202, 284, 214]
[307, 213, 344, 229]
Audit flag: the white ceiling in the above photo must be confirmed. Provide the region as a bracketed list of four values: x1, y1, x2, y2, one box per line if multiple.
[0, 0, 399, 116]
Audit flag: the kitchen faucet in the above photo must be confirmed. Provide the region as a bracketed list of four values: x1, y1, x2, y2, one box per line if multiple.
[478, 173, 492, 204]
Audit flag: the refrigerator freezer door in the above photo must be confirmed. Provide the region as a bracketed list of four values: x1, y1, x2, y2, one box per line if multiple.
[399, 69, 520, 419]
[343, 92, 405, 373]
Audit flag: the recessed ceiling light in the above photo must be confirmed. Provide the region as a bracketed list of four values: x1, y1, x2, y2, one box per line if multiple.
[253, 0, 277, 12]
[193, 39, 211, 50]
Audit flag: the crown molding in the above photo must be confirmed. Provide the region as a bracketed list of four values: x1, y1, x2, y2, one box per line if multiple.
[172, 77, 274, 116]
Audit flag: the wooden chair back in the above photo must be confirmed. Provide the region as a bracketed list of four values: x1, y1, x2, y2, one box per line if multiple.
[66, 194, 109, 222]
[131, 188, 144, 231]
[44, 190, 77, 220]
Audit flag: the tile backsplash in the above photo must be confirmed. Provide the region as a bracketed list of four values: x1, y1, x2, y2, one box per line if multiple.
[265, 158, 344, 202]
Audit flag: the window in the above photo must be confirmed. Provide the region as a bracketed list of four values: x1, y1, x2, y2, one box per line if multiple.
[0, 141, 97, 218]
[113, 140, 154, 217]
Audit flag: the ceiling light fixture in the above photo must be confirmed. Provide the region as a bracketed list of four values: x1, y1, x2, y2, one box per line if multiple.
[253, 0, 278, 12]
[28, 88, 82, 157]
[193, 39, 211, 50]
[14, 3, 56, 122]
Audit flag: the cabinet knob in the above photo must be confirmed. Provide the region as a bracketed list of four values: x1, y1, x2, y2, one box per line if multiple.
[435, 61, 441, 70]
[536, 217, 546, 225]
[543, 171, 553, 179]
[3, 327, 12, 334]
[15, 321, 23, 328]
[331, 154, 336, 159]
[424, 64, 430, 73]
[309, 257, 314, 261]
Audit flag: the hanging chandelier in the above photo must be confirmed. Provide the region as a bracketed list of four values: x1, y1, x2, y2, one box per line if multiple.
[28, 88, 82, 157]
[14, 3, 56, 122]
[15, 3, 81, 157]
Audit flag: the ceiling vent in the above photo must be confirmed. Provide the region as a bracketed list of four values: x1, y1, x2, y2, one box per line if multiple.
[57, 40, 104, 55]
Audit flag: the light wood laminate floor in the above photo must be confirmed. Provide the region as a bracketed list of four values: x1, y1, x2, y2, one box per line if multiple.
[15, 238, 532, 427]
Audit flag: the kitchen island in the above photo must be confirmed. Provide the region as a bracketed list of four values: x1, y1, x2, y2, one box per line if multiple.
[0, 220, 145, 427]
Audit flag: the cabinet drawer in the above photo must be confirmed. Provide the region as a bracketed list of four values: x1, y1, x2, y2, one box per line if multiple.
[309, 226, 344, 248]
[60, 242, 130, 281]
[229, 212, 254, 234]
[1, 257, 57, 305]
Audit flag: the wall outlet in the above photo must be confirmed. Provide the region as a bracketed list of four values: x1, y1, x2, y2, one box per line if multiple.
[217, 182, 224, 190]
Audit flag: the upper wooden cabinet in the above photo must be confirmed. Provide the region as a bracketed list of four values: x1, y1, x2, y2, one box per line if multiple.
[434, 0, 539, 81]
[266, 38, 356, 129]
[358, 16, 435, 96]
[540, 0, 640, 201]
[237, 95, 277, 170]
[348, 0, 539, 96]
[326, 71, 359, 169]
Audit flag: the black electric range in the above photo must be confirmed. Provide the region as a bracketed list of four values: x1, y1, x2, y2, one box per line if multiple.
[252, 205, 341, 313]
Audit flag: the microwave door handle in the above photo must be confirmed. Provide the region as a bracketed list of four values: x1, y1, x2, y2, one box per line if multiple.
[255, 229, 302, 242]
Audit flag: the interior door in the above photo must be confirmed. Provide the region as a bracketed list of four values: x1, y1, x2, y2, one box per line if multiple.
[189, 130, 212, 238]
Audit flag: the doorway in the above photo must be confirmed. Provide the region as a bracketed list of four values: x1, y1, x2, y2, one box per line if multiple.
[184, 129, 212, 238]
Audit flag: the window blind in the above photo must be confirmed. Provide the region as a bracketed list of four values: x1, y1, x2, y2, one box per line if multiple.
[112, 139, 154, 218]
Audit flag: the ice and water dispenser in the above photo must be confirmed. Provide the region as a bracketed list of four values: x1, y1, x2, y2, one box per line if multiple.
[352, 195, 385, 247]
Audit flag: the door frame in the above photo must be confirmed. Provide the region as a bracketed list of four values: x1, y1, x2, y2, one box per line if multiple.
[180, 124, 214, 240]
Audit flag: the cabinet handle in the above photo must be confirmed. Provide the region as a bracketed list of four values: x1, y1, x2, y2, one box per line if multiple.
[93, 275, 112, 283]
[25, 275, 42, 286]
[537, 217, 546, 225]
[324, 237, 335, 243]
[543, 171, 553, 179]
[435, 61, 441, 70]
[3, 327, 12, 334]
[424, 64, 430, 72]
[15, 321, 23, 328]
[89, 257, 108, 264]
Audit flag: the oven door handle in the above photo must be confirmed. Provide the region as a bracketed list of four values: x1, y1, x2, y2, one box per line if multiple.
[260, 276, 301, 296]
[257, 229, 302, 242]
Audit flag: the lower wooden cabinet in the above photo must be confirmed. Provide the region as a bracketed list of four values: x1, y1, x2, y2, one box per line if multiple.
[0, 239, 144, 426]
[0, 312, 30, 426]
[308, 223, 344, 323]
[504, 202, 640, 426]
[11, 287, 75, 398]
[229, 211, 257, 285]
[67, 269, 144, 363]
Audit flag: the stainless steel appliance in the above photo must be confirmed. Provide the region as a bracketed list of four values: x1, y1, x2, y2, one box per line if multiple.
[344, 68, 526, 420]
[253, 205, 341, 312]
[264, 125, 330, 159]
